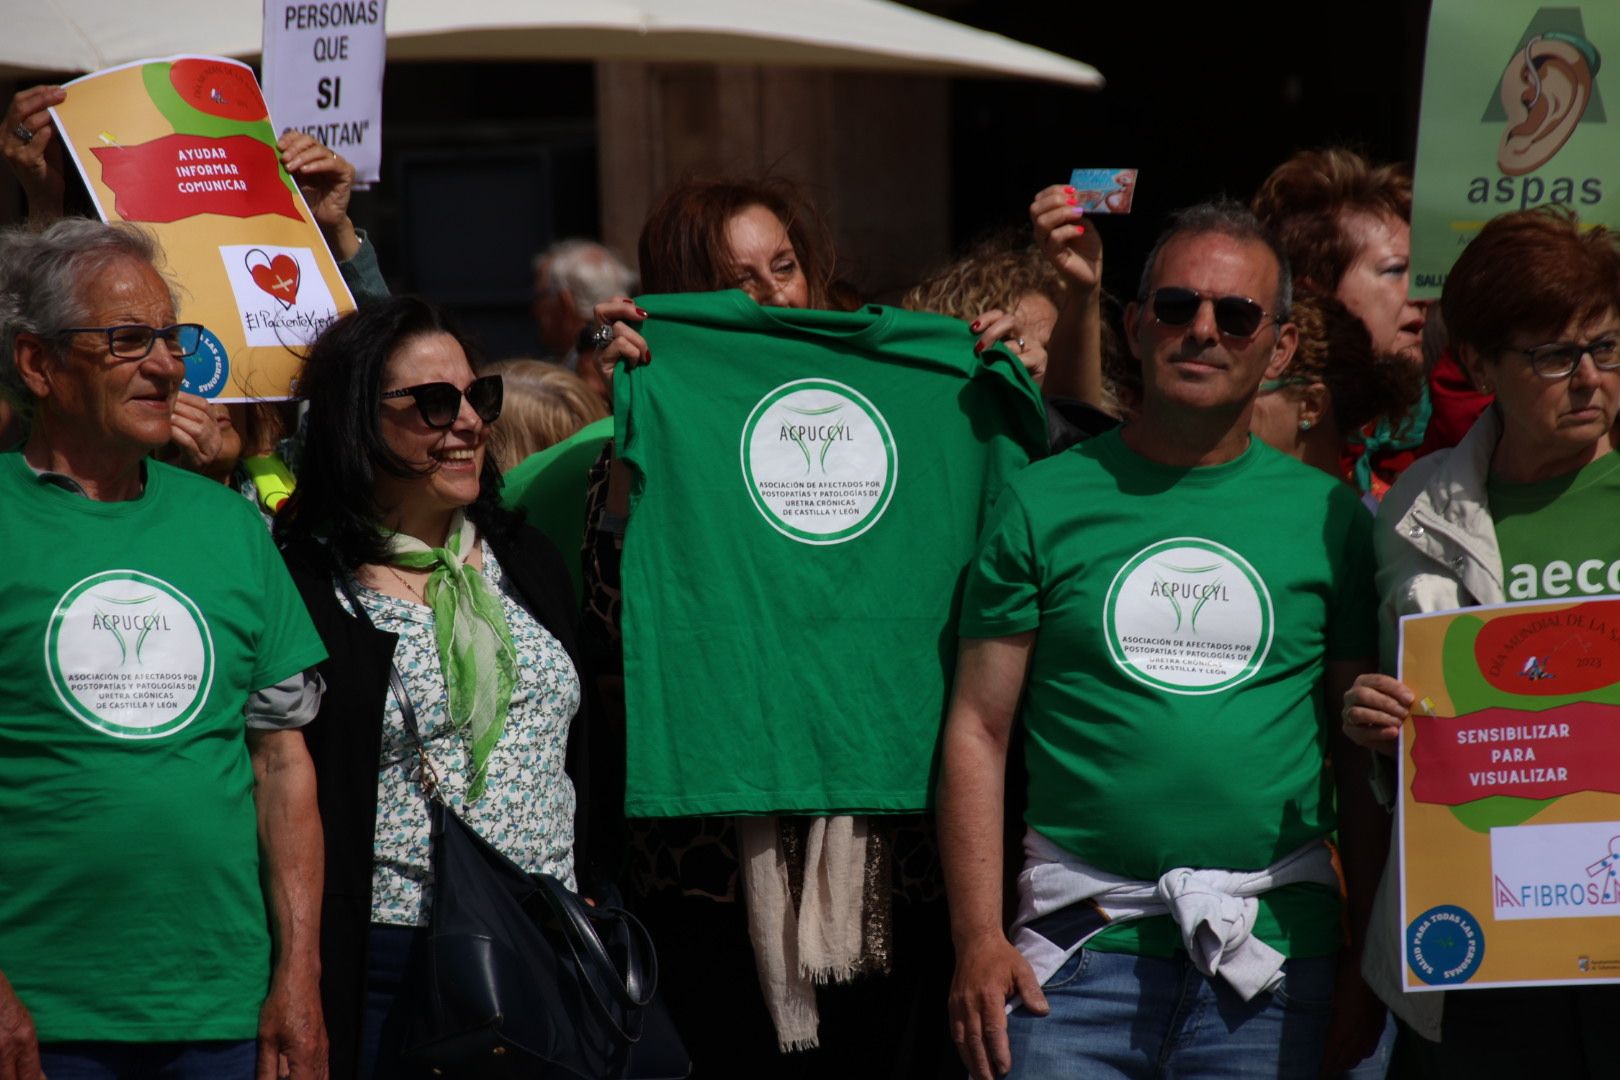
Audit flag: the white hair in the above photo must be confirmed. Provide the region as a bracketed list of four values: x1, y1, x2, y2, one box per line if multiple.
[535, 239, 637, 317]
[0, 218, 177, 407]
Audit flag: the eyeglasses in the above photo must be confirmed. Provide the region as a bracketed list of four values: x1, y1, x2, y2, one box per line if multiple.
[1500, 337, 1620, 379]
[1258, 375, 1311, 394]
[380, 375, 503, 429]
[58, 323, 205, 360]
[1144, 287, 1284, 341]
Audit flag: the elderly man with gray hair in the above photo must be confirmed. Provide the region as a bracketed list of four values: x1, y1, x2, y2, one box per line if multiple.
[532, 238, 636, 402]
[0, 219, 329, 1080]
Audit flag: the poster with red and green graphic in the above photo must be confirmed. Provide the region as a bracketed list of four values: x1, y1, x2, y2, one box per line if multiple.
[50, 55, 354, 401]
[1399, 597, 1620, 991]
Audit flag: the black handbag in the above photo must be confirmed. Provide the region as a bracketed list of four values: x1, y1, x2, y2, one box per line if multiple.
[401, 795, 661, 1078]
[340, 575, 690, 1079]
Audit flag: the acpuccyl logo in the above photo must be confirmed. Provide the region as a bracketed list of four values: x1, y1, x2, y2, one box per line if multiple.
[45, 570, 216, 739]
[740, 378, 897, 546]
[1103, 538, 1274, 696]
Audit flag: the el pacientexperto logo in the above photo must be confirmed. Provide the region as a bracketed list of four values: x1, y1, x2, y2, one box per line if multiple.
[1104, 538, 1274, 695]
[740, 378, 897, 545]
[45, 570, 215, 739]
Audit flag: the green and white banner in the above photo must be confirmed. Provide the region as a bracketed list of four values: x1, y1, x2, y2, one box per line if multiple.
[1413, 2, 1618, 298]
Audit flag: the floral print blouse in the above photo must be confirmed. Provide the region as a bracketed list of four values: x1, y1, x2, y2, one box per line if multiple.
[339, 542, 580, 926]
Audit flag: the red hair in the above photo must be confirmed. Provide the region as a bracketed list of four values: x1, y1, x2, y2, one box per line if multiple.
[636, 176, 836, 309]
[1441, 207, 1620, 351]
[1252, 148, 1413, 292]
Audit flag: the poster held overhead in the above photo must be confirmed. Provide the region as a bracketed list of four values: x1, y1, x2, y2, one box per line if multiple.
[49, 55, 356, 402]
[1411, 2, 1619, 299]
[261, 0, 386, 186]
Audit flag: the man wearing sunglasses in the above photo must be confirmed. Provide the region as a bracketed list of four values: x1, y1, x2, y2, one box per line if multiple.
[940, 201, 1386, 1078]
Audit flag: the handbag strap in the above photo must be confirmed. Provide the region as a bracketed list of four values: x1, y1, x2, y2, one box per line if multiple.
[534, 874, 658, 1039]
[338, 571, 444, 802]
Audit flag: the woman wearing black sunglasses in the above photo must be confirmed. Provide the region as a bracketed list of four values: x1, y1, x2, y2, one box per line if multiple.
[274, 296, 599, 1079]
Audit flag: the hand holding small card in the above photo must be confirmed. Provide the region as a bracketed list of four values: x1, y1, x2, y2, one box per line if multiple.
[1069, 168, 1138, 214]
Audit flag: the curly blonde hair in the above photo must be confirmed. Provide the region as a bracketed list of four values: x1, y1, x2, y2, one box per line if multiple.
[481, 359, 608, 471]
[901, 232, 1064, 320]
[1251, 148, 1413, 293]
[905, 231, 1131, 416]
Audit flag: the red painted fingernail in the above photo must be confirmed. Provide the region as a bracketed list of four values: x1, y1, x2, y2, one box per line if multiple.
[635, 308, 649, 319]
[644, 349, 652, 363]
[1076, 226, 1085, 235]
[1065, 195, 1077, 206]
[973, 342, 985, 354]
[1064, 185, 1075, 194]
[970, 320, 981, 331]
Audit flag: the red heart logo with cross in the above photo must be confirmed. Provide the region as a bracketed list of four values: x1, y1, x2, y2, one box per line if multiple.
[244, 248, 301, 310]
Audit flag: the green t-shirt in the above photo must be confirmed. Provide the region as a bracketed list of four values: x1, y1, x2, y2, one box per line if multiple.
[617, 291, 1047, 816]
[0, 454, 327, 1041]
[1491, 450, 1620, 602]
[961, 430, 1377, 957]
[503, 414, 614, 605]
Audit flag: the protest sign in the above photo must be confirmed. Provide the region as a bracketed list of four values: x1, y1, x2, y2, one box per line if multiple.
[262, 0, 386, 185]
[50, 56, 355, 402]
[1411, 2, 1620, 299]
[1398, 596, 1620, 990]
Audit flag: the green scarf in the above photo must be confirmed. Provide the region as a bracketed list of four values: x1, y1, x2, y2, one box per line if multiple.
[384, 512, 517, 800]
[1352, 383, 1433, 496]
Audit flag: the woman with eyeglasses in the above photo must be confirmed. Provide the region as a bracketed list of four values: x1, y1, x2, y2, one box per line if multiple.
[578, 175, 986, 1076]
[274, 296, 593, 1080]
[1341, 207, 1620, 1075]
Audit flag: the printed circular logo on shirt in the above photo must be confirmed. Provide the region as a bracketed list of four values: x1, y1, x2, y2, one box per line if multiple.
[1103, 537, 1274, 695]
[44, 570, 216, 739]
[740, 378, 898, 545]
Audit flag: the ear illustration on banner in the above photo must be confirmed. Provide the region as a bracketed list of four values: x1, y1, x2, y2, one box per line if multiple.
[1493, 29, 1603, 177]
[244, 248, 301, 309]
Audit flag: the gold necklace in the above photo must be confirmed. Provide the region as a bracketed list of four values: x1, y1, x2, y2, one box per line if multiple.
[380, 563, 429, 604]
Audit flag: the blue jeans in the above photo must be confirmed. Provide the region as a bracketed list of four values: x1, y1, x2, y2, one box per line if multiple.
[1006, 949, 1336, 1079]
[36, 1040, 256, 1080]
[358, 922, 431, 1080]
[1337, 1012, 1394, 1079]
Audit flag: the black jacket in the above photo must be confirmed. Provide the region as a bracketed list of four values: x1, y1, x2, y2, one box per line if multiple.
[283, 522, 601, 1080]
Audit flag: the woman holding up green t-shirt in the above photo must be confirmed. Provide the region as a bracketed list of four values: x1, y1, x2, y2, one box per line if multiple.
[580, 176, 961, 1076]
[1342, 207, 1620, 1075]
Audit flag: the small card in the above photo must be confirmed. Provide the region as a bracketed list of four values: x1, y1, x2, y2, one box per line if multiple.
[1068, 168, 1138, 214]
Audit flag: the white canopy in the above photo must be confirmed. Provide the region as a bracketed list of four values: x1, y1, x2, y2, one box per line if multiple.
[4, 0, 1103, 87]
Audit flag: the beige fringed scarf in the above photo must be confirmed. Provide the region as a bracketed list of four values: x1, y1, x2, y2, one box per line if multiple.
[737, 815, 877, 1052]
